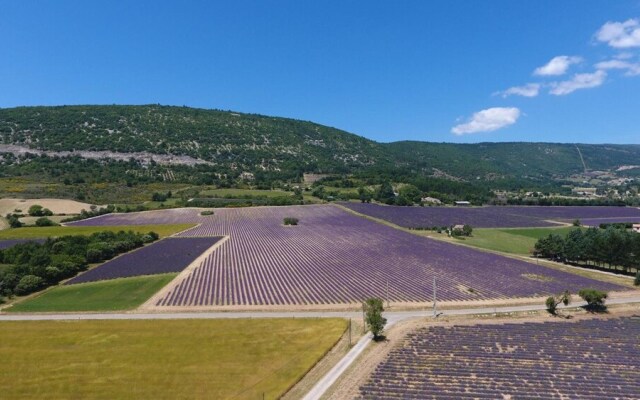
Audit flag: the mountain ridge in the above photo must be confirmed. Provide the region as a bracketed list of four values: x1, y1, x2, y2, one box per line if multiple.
[1, 104, 639, 185]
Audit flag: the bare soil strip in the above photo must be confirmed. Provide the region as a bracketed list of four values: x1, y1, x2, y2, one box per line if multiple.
[0, 198, 96, 216]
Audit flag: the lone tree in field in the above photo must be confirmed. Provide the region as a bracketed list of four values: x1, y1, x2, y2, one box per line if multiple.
[545, 290, 571, 315]
[578, 288, 608, 311]
[364, 297, 387, 341]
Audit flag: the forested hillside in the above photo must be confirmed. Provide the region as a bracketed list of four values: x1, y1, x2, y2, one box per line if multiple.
[1, 105, 639, 195]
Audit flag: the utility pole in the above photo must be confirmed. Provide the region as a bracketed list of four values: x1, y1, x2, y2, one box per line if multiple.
[433, 277, 437, 318]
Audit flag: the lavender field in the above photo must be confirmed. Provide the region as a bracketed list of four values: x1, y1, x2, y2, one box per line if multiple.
[68, 208, 204, 226]
[66, 237, 222, 284]
[341, 202, 640, 228]
[0, 239, 45, 250]
[136, 205, 623, 307]
[360, 317, 640, 399]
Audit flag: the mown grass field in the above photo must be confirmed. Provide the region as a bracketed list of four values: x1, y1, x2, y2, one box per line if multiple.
[455, 226, 579, 254]
[0, 223, 195, 239]
[7, 274, 177, 312]
[0, 318, 347, 399]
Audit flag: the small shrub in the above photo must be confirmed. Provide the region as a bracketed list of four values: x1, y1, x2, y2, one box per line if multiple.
[35, 217, 58, 227]
[141, 234, 154, 243]
[200, 210, 215, 216]
[14, 275, 45, 296]
[28, 204, 44, 217]
[283, 217, 299, 226]
[6, 213, 23, 228]
[578, 288, 608, 311]
[634, 271, 640, 286]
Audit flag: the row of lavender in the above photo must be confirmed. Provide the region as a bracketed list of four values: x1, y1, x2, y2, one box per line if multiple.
[0, 239, 45, 250]
[66, 237, 222, 284]
[147, 205, 623, 306]
[341, 202, 640, 228]
[360, 317, 640, 399]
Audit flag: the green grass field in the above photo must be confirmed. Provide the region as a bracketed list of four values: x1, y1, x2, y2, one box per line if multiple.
[7, 274, 177, 312]
[0, 223, 195, 239]
[0, 318, 346, 399]
[457, 226, 579, 255]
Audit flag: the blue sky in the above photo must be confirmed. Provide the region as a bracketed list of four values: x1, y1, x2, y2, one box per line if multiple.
[2, 1, 640, 144]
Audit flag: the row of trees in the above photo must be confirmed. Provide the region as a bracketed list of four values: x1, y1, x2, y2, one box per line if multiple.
[534, 226, 640, 274]
[546, 288, 609, 314]
[61, 204, 115, 223]
[0, 231, 158, 299]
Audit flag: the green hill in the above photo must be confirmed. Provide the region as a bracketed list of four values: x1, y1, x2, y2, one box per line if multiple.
[0, 105, 639, 194]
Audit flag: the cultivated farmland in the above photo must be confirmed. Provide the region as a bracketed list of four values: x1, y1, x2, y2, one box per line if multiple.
[68, 207, 204, 226]
[0, 318, 347, 399]
[359, 317, 640, 399]
[72, 205, 623, 308]
[9, 274, 177, 312]
[0, 238, 44, 250]
[65, 237, 222, 284]
[341, 203, 640, 228]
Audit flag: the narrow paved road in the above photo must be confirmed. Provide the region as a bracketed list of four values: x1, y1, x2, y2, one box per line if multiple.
[2, 295, 639, 322]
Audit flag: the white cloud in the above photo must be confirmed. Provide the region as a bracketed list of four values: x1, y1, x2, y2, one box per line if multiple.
[595, 59, 640, 76]
[533, 56, 583, 76]
[614, 52, 634, 60]
[595, 19, 640, 48]
[549, 70, 607, 95]
[451, 107, 521, 135]
[496, 83, 541, 98]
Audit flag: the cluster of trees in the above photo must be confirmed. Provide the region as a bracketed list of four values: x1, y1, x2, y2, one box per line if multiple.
[373, 182, 423, 206]
[3, 204, 59, 228]
[451, 225, 473, 237]
[0, 230, 158, 299]
[27, 204, 53, 217]
[34, 217, 58, 227]
[545, 288, 608, 314]
[534, 227, 640, 275]
[61, 205, 115, 223]
[5, 214, 23, 228]
[151, 191, 173, 202]
[187, 195, 303, 208]
[283, 217, 299, 226]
